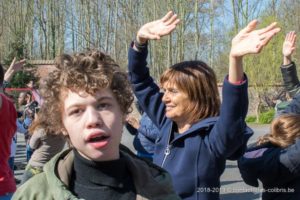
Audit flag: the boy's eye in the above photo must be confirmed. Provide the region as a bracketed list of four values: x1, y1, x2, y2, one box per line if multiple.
[97, 103, 111, 109]
[69, 109, 83, 116]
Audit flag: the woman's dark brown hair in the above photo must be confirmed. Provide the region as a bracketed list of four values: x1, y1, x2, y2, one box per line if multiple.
[160, 60, 220, 123]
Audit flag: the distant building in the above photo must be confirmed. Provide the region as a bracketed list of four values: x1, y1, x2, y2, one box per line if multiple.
[27, 60, 56, 80]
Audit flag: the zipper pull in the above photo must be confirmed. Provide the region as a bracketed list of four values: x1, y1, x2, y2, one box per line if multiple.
[164, 145, 171, 155]
[161, 145, 171, 167]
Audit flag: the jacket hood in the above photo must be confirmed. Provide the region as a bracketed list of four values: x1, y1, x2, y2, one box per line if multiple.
[238, 143, 273, 187]
[169, 117, 253, 160]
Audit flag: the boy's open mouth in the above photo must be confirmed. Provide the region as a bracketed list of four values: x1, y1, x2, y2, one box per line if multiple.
[88, 135, 109, 143]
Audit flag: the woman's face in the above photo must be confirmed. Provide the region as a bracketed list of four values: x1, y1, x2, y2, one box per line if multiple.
[161, 81, 193, 124]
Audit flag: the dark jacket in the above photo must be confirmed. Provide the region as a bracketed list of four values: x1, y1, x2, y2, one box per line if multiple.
[128, 43, 253, 200]
[137, 112, 159, 154]
[281, 62, 300, 98]
[13, 145, 181, 200]
[238, 140, 300, 200]
[280, 62, 300, 115]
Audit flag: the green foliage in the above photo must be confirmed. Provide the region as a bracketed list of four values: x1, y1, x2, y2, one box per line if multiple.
[246, 116, 257, 123]
[3, 31, 37, 88]
[258, 108, 275, 124]
[3, 31, 27, 64]
[244, 16, 285, 88]
[9, 71, 33, 88]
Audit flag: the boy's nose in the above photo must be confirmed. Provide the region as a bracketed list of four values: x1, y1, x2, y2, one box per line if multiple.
[86, 108, 102, 128]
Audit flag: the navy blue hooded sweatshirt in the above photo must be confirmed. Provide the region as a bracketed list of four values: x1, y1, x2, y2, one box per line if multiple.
[128, 43, 253, 200]
[238, 140, 300, 200]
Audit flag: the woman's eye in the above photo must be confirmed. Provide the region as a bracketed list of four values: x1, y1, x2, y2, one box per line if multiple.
[170, 89, 178, 94]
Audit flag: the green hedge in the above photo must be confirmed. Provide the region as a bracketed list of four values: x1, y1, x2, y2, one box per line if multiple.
[245, 116, 257, 123]
[246, 108, 275, 124]
[258, 109, 275, 124]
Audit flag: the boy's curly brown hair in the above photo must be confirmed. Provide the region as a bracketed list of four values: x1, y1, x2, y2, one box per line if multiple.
[40, 50, 133, 134]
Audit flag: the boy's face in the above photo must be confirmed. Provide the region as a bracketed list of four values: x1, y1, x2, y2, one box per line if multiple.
[61, 88, 124, 161]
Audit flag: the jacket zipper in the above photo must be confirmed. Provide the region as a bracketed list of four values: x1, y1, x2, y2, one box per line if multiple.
[161, 144, 171, 167]
[161, 122, 175, 167]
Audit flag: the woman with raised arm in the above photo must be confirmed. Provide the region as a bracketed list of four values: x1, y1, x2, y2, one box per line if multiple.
[128, 11, 280, 200]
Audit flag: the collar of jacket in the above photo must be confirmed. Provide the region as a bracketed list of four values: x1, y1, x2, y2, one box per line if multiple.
[167, 117, 219, 144]
[43, 145, 181, 200]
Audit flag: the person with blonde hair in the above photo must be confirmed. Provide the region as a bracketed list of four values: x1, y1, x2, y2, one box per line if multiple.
[238, 114, 300, 200]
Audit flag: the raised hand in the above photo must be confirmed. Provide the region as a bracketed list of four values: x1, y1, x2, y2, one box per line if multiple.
[229, 20, 280, 83]
[4, 57, 26, 82]
[230, 20, 281, 58]
[9, 57, 26, 72]
[126, 116, 140, 129]
[282, 31, 296, 57]
[136, 11, 180, 44]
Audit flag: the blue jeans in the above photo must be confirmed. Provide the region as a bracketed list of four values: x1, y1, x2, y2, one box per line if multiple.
[26, 145, 34, 162]
[0, 193, 13, 200]
[8, 157, 14, 172]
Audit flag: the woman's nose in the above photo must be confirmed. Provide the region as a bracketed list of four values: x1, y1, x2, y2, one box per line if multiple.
[162, 92, 170, 103]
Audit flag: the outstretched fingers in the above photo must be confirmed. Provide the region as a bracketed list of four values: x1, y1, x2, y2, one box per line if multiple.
[9, 57, 16, 67]
[258, 27, 281, 50]
[257, 22, 278, 35]
[161, 11, 174, 23]
[239, 20, 258, 35]
[18, 59, 26, 65]
[287, 31, 297, 44]
[165, 14, 179, 26]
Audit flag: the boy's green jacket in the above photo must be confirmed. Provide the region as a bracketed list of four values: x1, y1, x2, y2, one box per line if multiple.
[13, 145, 181, 200]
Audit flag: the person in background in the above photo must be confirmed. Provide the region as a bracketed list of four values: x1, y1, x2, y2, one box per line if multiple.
[6, 94, 32, 185]
[280, 31, 300, 98]
[238, 113, 300, 199]
[20, 112, 66, 185]
[4, 58, 34, 164]
[272, 31, 299, 117]
[0, 63, 18, 200]
[126, 102, 159, 161]
[128, 11, 279, 199]
[13, 50, 180, 200]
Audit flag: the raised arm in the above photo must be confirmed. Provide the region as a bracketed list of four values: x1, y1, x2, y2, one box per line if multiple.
[282, 31, 296, 65]
[4, 57, 26, 82]
[210, 20, 280, 158]
[128, 11, 180, 128]
[229, 20, 280, 82]
[280, 32, 300, 98]
[134, 11, 180, 47]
